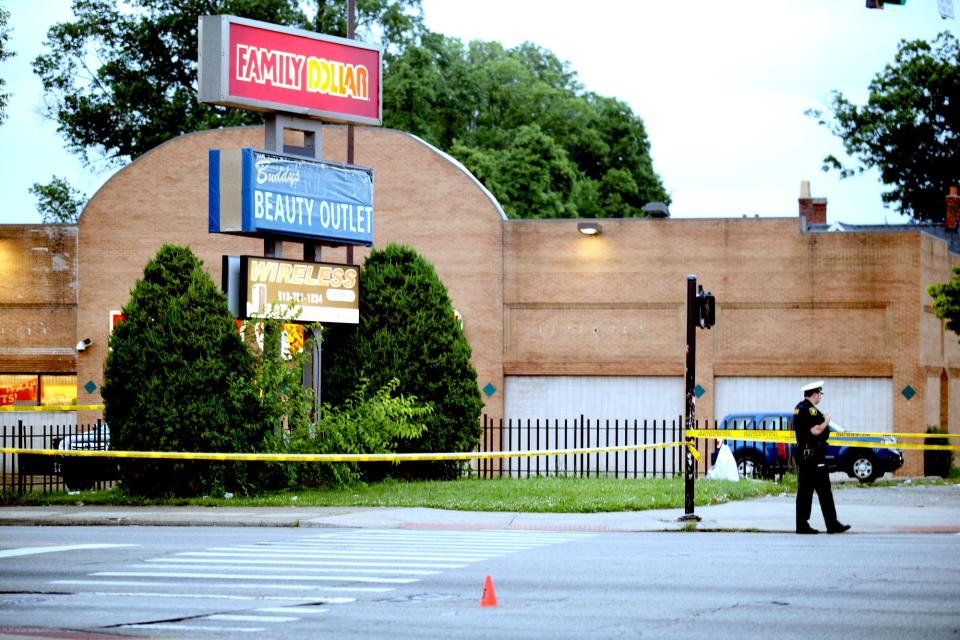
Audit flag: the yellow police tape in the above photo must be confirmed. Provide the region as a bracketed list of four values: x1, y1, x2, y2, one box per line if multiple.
[687, 429, 960, 451]
[0, 405, 105, 412]
[0, 441, 683, 463]
[1, 425, 956, 463]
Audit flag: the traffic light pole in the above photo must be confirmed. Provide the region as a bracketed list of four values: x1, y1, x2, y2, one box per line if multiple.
[679, 275, 702, 522]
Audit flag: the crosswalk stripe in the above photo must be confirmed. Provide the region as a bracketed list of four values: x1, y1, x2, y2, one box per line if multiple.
[207, 614, 299, 623]
[255, 607, 328, 614]
[126, 563, 440, 575]
[123, 624, 265, 632]
[175, 552, 491, 562]
[92, 571, 418, 584]
[52, 579, 391, 592]
[148, 557, 465, 569]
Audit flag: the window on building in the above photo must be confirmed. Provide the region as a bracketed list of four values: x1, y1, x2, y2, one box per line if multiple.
[0, 374, 77, 406]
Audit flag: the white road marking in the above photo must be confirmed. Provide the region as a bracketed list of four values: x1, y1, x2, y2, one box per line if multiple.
[0, 543, 138, 558]
[207, 614, 299, 623]
[255, 606, 328, 614]
[93, 571, 417, 584]
[150, 556, 465, 569]
[127, 563, 439, 575]
[194, 549, 492, 561]
[123, 624, 264, 632]
[51, 579, 392, 592]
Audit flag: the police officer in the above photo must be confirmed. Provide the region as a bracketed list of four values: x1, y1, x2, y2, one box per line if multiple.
[794, 381, 850, 534]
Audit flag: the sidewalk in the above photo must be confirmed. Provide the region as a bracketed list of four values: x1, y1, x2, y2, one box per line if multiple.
[1, 483, 958, 533]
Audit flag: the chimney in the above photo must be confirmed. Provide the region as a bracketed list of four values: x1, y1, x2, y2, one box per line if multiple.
[799, 180, 827, 226]
[946, 185, 959, 231]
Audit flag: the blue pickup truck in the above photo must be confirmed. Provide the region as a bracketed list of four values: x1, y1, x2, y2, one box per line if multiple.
[714, 412, 903, 483]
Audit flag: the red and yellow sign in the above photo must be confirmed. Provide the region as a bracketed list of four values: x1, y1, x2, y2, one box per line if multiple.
[198, 15, 382, 125]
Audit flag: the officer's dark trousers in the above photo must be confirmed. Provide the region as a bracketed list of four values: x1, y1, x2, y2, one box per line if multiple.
[796, 460, 839, 529]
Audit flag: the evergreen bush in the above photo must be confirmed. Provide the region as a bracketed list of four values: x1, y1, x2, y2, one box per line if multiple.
[322, 244, 484, 480]
[102, 245, 272, 497]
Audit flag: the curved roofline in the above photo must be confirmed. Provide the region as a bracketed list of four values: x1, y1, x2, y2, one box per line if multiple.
[81, 125, 509, 222]
[390, 130, 508, 221]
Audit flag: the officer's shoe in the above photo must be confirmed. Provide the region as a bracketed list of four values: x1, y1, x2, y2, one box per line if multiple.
[826, 523, 851, 534]
[796, 525, 819, 534]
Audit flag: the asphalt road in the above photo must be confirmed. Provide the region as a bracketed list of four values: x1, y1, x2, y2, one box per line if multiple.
[1, 526, 958, 639]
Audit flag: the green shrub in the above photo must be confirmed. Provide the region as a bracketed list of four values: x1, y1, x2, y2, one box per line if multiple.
[102, 245, 271, 497]
[924, 425, 955, 478]
[287, 378, 431, 487]
[322, 244, 484, 480]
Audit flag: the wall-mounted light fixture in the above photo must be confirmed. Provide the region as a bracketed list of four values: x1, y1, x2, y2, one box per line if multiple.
[577, 222, 603, 236]
[76, 338, 92, 352]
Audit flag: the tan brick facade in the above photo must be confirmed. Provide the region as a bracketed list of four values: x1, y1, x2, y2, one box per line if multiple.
[0, 225, 76, 373]
[3, 125, 958, 475]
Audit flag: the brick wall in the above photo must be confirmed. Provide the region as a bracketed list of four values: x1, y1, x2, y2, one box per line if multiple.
[0, 225, 76, 373]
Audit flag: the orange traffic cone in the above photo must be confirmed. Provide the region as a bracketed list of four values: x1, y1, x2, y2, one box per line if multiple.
[480, 575, 498, 607]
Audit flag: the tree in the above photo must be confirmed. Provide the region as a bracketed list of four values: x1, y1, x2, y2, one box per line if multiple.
[0, 6, 12, 125]
[809, 31, 960, 223]
[929, 266, 960, 340]
[29, 176, 86, 223]
[32, 0, 425, 166]
[102, 244, 272, 497]
[384, 35, 670, 218]
[321, 244, 483, 480]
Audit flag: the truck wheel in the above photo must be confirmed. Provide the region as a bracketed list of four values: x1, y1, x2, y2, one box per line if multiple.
[847, 450, 879, 483]
[735, 452, 764, 479]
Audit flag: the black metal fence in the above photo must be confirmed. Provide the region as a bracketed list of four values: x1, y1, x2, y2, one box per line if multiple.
[1, 420, 115, 494]
[3, 416, 759, 493]
[475, 415, 716, 479]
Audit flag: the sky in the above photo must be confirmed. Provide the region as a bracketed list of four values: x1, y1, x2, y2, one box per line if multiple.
[0, 0, 956, 225]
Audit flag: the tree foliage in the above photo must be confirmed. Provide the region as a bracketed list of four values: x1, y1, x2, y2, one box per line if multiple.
[0, 6, 11, 125]
[102, 244, 272, 497]
[29, 176, 86, 223]
[929, 266, 960, 340]
[34, 2, 667, 219]
[809, 31, 960, 223]
[32, 0, 425, 166]
[321, 244, 483, 480]
[384, 35, 669, 218]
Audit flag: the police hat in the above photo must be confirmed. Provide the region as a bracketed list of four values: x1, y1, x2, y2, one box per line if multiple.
[802, 380, 824, 393]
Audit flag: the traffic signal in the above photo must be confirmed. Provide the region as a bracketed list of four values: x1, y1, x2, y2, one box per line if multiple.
[697, 286, 715, 329]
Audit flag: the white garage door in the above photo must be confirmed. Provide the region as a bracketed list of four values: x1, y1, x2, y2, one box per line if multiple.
[714, 377, 893, 433]
[502, 376, 684, 477]
[505, 376, 684, 421]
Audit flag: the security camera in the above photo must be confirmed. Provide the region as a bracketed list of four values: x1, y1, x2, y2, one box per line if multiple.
[76, 338, 92, 352]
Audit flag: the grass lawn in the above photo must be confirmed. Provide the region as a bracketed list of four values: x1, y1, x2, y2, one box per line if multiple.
[4, 475, 793, 512]
[5, 472, 955, 512]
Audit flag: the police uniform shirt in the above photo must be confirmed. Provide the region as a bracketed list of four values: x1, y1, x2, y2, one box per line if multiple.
[793, 398, 828, 451]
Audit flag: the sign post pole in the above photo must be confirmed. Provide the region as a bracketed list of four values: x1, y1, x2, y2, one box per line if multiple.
[679, 275, 702, 522]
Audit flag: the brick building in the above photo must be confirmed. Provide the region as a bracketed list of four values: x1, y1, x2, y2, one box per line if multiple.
[2, 125, 958, 475]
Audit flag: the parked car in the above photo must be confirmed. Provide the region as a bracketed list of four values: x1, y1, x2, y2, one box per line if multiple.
[713, 412, 903, 483]
[53, 423, 116, 490]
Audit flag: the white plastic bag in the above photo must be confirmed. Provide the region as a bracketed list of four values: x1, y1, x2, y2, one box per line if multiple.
[707, 443, 740, 481]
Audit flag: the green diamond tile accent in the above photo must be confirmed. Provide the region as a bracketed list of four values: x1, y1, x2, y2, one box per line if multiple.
[482, 383, 497, 397]
[694, 384, 706, 398]
[83, 380, 97, 394]
[901, 385, 916, 400]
